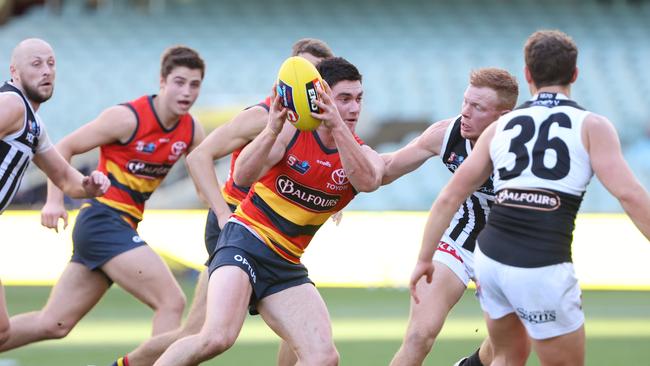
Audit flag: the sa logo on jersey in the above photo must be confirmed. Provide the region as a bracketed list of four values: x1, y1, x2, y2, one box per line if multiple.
[287, 154, 310, 174]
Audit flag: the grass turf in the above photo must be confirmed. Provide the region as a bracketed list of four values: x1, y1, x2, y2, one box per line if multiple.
[0, 283, 648, 365]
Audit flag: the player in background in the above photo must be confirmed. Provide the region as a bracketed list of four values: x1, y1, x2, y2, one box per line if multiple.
[0, 37, 109, 346]
[0, 45, 206, 352]
[410, 30, 650, 366]
[384, 68, 519, 366]
[111, 38, 333, 366]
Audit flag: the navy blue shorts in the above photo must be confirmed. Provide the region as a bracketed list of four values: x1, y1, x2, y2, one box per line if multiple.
[207, 222, 313, 315]
[203, 205, 237, 265]
[71, 202, 147, 271]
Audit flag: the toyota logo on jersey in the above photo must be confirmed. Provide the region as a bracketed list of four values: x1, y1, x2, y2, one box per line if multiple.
[331, 168, 348, 185]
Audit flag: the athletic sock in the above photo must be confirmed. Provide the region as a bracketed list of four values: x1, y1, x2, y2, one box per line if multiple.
[460, 347, 484, 366]
[112, 355, 129, 366]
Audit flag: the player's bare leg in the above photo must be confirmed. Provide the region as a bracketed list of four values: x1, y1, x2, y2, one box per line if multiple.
[484, 313, 530, 366]
[533, 325, 584, 366]
[390, 262, 466, 365]
[0, 262, 109, 351]
[102, 246, 186, 335]
[153, 266, 251, 365]
[258, 283, 338, 366]
[0, 281, 10, 346]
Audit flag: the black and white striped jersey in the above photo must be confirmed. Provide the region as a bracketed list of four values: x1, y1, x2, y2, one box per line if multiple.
[0, 81, 53, 213]
[479, 92, 593, 267]
[440, 116, 494, 252]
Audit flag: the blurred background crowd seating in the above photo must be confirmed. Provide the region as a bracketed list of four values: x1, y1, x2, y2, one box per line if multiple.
[2, 0, 649, 212]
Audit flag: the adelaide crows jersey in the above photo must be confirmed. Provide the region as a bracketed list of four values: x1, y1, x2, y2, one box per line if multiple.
[95, 95, 194, 223]
[234, 129, 363, 263]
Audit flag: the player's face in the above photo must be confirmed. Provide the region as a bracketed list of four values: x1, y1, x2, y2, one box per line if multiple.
[331, 80, 363, 132]
[159, 66, 203, 116]
[460, 85, 503, 142]
[12, 45, 56, 104]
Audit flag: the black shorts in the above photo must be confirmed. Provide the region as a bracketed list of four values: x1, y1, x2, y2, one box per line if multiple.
[207, 222, 313, 315]
[71, 201, 146, 271]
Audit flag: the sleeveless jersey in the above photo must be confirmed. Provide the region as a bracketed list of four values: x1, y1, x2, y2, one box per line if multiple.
[234, 129, 363, 263]
[221, 97, 271, 206]
[479, 92, 593, 267]
[95, 95, 194, 223]
[440, 116, 494, 252]
[0, 81, 53, 213]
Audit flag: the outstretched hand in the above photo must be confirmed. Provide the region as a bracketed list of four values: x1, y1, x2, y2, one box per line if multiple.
[409, 260, 434, 304]
[310, 80, 344, 130]
[82, 170, 110, 197]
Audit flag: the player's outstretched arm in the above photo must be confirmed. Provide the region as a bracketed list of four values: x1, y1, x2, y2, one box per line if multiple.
[585, 114, 650, 239]
[410, 123, 495, 303]
[234, 92, 291, 187]
[381, 119, 451, 185]
[39, 106, 135, 231]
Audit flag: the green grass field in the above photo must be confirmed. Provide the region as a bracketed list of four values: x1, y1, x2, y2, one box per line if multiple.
[1, 280, 649, 365]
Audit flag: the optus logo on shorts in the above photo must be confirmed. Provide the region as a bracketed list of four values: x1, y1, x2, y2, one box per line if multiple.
[234, 254, 256, 283]
[275, 175, 340, 212]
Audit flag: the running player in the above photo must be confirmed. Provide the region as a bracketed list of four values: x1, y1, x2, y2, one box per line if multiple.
[153, 57, 384, 365]
[411, 30, 650, 366]
[111, 38, 334, 366]
[0, 45, 206, 352]
[0, 38, 110, 346]
[384, 68, 519, 366]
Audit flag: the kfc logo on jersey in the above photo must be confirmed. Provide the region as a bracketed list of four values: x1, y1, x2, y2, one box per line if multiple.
[168, 141, 187, 161]
[287, 154, 310, 174]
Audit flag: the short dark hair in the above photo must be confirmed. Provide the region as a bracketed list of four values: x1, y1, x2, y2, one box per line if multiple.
[291, 38, 334, 58]
[316, 57, 362, 88]
[160, 45, 205, 79]
[524, 30, 577, 88]
[470, 68, 519, 110]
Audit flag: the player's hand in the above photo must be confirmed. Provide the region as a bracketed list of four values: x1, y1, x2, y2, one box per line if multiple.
[41, 201, 68, 233]
[311, 81, 345, 131]
[82, 170, 110, 197]
[409, 260, 434, 304]
[269, 84, 288, 135]
[331, 210, 343, 226]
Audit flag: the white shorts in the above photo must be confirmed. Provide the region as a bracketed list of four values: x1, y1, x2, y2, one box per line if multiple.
[474, 245, 584, 340]
[432, 239, 475, 286]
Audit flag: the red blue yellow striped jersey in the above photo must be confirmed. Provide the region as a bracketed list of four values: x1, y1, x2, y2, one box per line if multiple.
[95, 95, 194, 223]
[234, 129, 363, 263]
[221, 97, 271, 206]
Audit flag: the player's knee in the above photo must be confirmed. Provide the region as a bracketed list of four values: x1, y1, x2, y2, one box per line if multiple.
[200, 331, 237, 358]
[0, 323, 10, 345]
[301, 344, 339, 366]
[156, 291, 186, 315]
[403, 326, 438, 354]
[41, 317, 75, 339]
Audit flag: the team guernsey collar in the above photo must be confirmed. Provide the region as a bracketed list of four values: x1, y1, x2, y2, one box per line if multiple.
[516, 92, 586, 111]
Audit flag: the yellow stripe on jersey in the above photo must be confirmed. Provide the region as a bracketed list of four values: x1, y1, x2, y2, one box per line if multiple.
[236, 209, 305, 258]
[96, 197, 143, 221]
[221, 186, 243, 206]
[253, 183, 332, 227]
[106, 160, 161, 193]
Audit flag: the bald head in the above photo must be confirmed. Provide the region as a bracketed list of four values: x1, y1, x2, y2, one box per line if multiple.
[10, 38, 56, 106]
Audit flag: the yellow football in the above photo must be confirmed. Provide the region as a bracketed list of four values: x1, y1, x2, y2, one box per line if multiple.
[276, 56, 324, 131]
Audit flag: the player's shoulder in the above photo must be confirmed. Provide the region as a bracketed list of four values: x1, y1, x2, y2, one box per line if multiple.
[0, 92, 26, 117]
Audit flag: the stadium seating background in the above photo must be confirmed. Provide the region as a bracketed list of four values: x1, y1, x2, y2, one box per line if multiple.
[2, 0, 649, 211]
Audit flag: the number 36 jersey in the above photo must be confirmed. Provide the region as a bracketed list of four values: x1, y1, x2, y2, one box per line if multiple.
[479, 93, 594, 268]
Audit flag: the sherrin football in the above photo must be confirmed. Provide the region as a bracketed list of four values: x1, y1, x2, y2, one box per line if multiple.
[276, 56, 324, 131]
